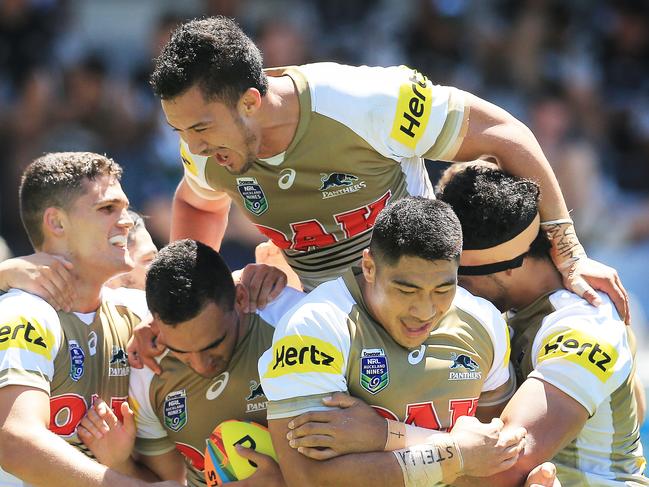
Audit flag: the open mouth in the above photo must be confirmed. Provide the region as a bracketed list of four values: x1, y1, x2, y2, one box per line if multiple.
[108, 234, 128, 249]
[401, 320, 434, 338]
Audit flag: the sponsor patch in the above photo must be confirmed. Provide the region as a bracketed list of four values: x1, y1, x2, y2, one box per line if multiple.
[108, 346, 130, 377]
[164, 390, 188, 432]
[390, 69, 433, 149]
[0, 316, 55, 359]
[360, 348, 389, 394]
[537, 329, 618, 382]
[448, 353, 482, 381]
[237, 177, 269, 216]
[265, 335, 343, 378]
[245, 379, 268, 413]
[68, 340, 85, 381]
[180, 142, 199, 177]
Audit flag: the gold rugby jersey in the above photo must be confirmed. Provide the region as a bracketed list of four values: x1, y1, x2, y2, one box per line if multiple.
[180, 63, 468, 290]
[0, 288, 143, 485]
[260, 268, 514, 434]
[131, 288, 303, 487]
[508, 289, 647, 486]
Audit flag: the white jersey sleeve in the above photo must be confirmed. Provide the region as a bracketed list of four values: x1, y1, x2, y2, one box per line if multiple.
[178, 140, 228, 200]
[0, 289, 62, 394]
[259, 280, 353, 419]
[102, 287, 149, 321]
[453, 287, 513, 396]
[130, 364, 176, 455]
[257, 287, 306, 327]
[300, 63, 467, 163]
[528, 293, 632, 416]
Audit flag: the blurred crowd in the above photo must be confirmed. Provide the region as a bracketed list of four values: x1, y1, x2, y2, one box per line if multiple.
[0, 0, 648, 315]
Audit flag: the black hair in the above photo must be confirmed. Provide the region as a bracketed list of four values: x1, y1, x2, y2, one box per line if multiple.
[438, 165, 551, 259]
[19, 152, 122, 249]
[370, 197, 462, 265]
[145, 239, 235, 326]
[150, 16, 268, 105]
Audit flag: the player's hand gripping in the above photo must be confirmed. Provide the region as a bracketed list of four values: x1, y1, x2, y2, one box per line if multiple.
[449, 416, 526, 478]
[524, 462, 561, 487]
[235, 263, 287, 313]
[229, 446, 286, 487]
[286, 392, 387, 459]
[0, 252, 75, 311]
[77, 398, 136, 469]
[127, 314, 166, 374]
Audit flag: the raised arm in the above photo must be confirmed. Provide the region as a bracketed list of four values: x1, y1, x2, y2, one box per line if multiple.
[170, 178, 231, 250]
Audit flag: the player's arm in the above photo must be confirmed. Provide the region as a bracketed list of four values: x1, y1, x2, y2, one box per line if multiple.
[268, 415, 404, 487]
[170, 177, 231, 250]
[0, 385, 153, 487]
[453, 377, 587, 487]
[448, 92, 629, 321]
[136, 451, 186, 483]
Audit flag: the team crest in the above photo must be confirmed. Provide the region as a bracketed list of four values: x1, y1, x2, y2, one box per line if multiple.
[109, 346, 130, 377]
[448, 353, 482, 381]
[245, 380, 268, 413]
[319, 172, 366, 199]
[164, 390, 188, 432]
[360, 348, 389, 394]
[237, 177, 268, 216]
[68, 340, 85, 382]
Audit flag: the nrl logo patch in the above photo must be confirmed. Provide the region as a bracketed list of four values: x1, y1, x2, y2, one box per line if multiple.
[237, 177, 268, 216]
[68, 340, 85, 382]
[164, 390, 188, 432]
[245, 379, 268, 413]
[360, 348, 389, 394]
[448, 353, 482, 381]
[108, 346, 129, 377]
[319, 173, 366, 199]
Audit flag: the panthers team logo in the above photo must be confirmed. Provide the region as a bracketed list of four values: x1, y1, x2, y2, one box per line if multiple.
[109, 346, 129, 377]
[246, 380, 265, 401]
[319, 173, 366, 199]
[237, 177, 269, 216]
[360, 348, 389, 394]
[68, 340, 85, 382]
[245, 380, 268, 413]
[164, 390, 188, 432]
[448, 353, 481, 381]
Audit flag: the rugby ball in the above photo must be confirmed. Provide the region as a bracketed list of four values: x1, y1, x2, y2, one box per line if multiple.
[204, 420, 277, 485]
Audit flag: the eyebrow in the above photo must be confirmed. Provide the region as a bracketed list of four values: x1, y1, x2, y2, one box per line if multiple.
[95, 197, 130, 207]
[392, 279, 456, 290]
[165, 332, 227, 354]
[166, 120, 209, 131]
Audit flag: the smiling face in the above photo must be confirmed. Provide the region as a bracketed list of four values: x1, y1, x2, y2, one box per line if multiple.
[161, 84, 260, 175]
[61, 175, 134, 282]
[361, 250, 458, 349]
[157, 299, 241, 378]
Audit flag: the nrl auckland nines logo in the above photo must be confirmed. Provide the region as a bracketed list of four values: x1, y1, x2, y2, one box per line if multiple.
[319, 172, 366, 199]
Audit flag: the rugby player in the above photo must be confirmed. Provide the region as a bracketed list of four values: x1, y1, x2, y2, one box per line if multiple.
[150, 16, 626, 308]
[258, 197, 544, 486]
[439, 166, 647, 486]
[0, 153, 178, 486]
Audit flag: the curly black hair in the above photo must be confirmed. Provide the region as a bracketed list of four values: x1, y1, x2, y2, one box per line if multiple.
[370, 197, 462, 265]
[437, 165, 550, 259]
[150, 16, 268, 105]
[145, 239, 235, 326]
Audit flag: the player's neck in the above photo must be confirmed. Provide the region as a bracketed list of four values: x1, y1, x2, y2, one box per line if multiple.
[256, 75, 300, 158]
[509, 258, 563, 311]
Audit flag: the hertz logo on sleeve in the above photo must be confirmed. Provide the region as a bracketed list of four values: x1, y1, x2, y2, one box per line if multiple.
[537, 329, 618, 382]
[390, 69, 433, 150]
[265, 335, 343, 379]
[0, 316, 55, 360]
[180, 142, 199, 177]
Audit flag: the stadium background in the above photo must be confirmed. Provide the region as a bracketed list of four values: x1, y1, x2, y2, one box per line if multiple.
[1, 0, 648, 454]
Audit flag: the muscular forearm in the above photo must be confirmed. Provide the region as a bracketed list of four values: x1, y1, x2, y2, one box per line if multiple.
[170, 196, 229, 250]
[0, 426, 144, 487]
[110, 457, 161, 482]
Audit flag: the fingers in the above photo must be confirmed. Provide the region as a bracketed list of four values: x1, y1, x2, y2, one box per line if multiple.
[525, 462, 557, 487]
[497, 426, 527, 448]
[294, 446, 338, 461]
[128, 321, 163, 374]
[121, 401, 136, 435]
[288, 433, 333, 450]
[126, 335, 143, 369]
[614, 273, 631, 325]
[288, 421, 334, 442]
[321, 392, 359, 409]
[234, 445, 272, 466]
[288, 412, 328, 431]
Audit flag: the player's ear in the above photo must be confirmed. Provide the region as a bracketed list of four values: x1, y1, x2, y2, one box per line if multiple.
[234, 283, 249, 313]
[238, 88, 262, 117]
[43, 207, 66, 238]
[361, 248, 376, 284]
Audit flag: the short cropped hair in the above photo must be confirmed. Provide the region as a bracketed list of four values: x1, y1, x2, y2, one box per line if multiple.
[19, 152, 122, 249]
[370, 197, 462, 266]
[150, 16, 268, 105]
[145, 239, 236, 326]
[438, 165, 551, 259]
